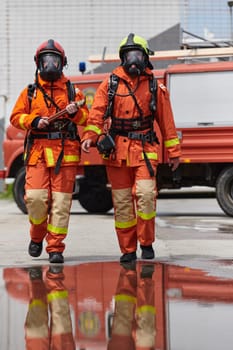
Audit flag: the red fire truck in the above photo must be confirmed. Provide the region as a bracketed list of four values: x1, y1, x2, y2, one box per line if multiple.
[2, 47, 233, 216]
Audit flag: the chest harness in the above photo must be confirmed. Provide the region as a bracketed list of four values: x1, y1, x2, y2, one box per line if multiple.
[25, 80, 79, 174]
[103, 73, 159, 177]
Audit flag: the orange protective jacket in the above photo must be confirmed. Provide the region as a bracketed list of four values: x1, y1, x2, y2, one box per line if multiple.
[82, 66, 181, 167]
[10, 74, 89, 168]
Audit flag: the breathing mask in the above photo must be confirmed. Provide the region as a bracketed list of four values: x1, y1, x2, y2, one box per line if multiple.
[39, 53, 63, 82]
[123, 49, 146, 76]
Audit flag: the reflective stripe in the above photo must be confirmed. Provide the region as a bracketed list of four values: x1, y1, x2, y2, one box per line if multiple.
[47, 290, 68, 302]
[29, 299, 47, 309]
[142, 152, 158, 160]
[115, 294, 137, 304]
[137, 210, 156, 220]
[115, 218, 137, 229]
[19, 114, 28, 130]
[164, 137, 180, 148]
[83, 125, 102, 135]
[79, 110, 88, 125]
[64, 154, 79, 162]
[136, 305, 156, 315]
[47, 223, 68, 234]
[45, 148, 55, 166]
[29, 215, 47, 225]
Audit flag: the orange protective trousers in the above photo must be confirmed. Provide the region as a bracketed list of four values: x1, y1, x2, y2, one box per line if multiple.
[25, 268, 75, 350]
[25, 160, 77, 253]
[107, 161, 157, 254]
[107, 263, 155, 350]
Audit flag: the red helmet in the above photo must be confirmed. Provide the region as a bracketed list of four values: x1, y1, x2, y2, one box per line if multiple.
[34, 39, 67, 67]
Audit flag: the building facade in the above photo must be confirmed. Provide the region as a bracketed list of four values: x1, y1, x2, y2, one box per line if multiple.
[0, 0, 231, 121]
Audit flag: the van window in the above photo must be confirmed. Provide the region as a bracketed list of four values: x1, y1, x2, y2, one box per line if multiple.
[167, 71, 233, 127]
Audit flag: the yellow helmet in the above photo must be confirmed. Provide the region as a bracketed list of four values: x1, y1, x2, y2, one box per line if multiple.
[119, 33, 154, 59]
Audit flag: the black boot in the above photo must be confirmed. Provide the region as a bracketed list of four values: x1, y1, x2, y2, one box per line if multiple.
[49, 266, 64, 274]
[120, 260, 137, 271]
[140, 264, 155, 278]
[28, 240, 43, 257]
[140, 245, 155, 259]
[49, 252, 64, 264]
[120, 251, 137, 263]
[28, 267, 43, 280]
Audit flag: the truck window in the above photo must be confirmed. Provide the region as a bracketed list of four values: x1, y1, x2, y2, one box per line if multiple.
[167, 70, 233, 127]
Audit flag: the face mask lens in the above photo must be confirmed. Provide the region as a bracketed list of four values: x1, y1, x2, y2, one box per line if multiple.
[41, 54, 60, 68]
[125, 50, 143, 61]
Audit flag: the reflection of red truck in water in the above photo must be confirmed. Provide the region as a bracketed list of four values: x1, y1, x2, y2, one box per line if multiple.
[3, 260, 233, 349]
[3, 262, 159, 349]
[3, 48, 233, 216]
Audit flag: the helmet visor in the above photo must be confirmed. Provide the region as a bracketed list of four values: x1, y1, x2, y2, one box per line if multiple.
[125, 50, 144, 61]
[40, 53, 61, 68]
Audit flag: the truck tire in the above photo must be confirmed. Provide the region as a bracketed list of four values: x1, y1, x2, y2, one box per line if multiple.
[13, 167, 27, 214]
[216, 166, 233, 217]
[78, 177, 113, 213]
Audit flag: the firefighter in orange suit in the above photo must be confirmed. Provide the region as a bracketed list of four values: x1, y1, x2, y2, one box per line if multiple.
[23, 266, 75, 350]
[82, 33, 181, 262]
[107, 262, 155, 350]
[10, 39, 89, 263]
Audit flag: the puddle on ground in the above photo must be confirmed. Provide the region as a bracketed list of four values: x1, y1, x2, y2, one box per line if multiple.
[1, 259, 233, 349]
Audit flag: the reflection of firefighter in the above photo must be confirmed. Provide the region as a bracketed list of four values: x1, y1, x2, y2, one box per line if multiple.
[24, 266, 75, 350]
[108, 262, 155, 350]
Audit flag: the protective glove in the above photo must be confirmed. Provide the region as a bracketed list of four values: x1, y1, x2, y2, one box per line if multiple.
[32, 116, 49, 129]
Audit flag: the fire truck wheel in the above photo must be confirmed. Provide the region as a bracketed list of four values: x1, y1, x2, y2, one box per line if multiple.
[216, 166, 233, 217]
[13, 167, 27, 214]
[78, 178, 113, 213]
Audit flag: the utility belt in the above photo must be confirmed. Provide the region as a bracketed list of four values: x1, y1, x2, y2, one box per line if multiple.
[111, 116, 159, 177]
[97, 126, 159, 178]
[29, 131, 80, 141]
[111, 115, 153, 131]
[111, 129, 159, 145]
[24, 124, 80, 175]
[29, 119, 79, 141]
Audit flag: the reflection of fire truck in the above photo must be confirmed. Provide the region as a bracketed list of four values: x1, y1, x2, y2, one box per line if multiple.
[2, 47, 233, 215]
[3, 262, 159, 349]
[3, 261, 233, 349]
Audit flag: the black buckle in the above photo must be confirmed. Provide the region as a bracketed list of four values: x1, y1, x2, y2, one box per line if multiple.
[144, 133, 152, 142]
[132, 120, 141, 129]
[47, 132, 63, 140]
[128, 132, 143, 140]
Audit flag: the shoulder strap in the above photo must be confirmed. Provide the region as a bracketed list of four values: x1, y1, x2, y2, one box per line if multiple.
[27, 83, 37, 110]
[103, 74, 119, 120]
[149, 75, 157, 118]
[66, 80, 76, 102]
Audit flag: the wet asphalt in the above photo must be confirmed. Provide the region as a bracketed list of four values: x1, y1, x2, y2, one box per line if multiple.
[1, 190, 233, 267]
